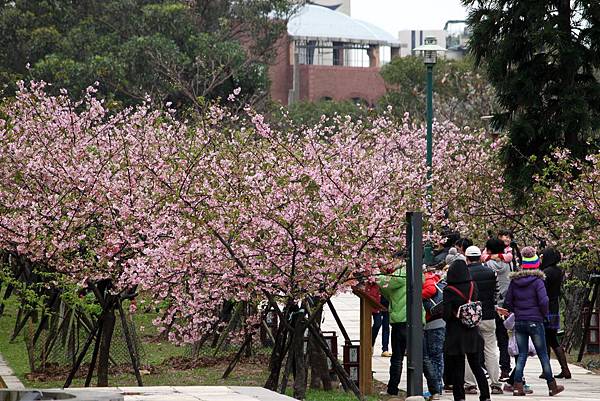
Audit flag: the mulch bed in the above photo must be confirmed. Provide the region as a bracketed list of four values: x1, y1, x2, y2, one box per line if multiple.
[25, 362, 157, 382]
[24, 354, 270, 382]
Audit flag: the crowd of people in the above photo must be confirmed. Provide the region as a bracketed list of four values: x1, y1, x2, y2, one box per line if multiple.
[369, 229, 571, 400]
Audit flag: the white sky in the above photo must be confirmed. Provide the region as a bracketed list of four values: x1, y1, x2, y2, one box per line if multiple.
[351, 0, 468, 33]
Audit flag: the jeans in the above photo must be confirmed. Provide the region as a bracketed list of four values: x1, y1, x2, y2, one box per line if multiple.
[514, 320, 554, 383]
[372, 311, 390, 351]
[423, 327, 445, 395]
[496, 314, 511, 372]
[465, 319, 500, 386]
[387, 322, 407, 395]
[447, 352, 491, 401]
[507, 356, 527, 386]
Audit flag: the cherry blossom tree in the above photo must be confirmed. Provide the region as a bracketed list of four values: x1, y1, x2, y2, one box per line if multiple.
[0, 81, 524, 397]
[0, 81, 175, 386]
[533, 150, 600, 255]
[123, 106, 521, 397]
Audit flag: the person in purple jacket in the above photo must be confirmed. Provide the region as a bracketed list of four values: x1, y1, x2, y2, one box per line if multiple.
[501, 246, 565, 397]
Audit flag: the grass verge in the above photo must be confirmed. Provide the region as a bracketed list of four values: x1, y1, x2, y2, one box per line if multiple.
[0, 299, 389, 400]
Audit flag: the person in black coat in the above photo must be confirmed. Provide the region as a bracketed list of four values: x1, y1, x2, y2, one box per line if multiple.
[443, 260, 491, 401]
[464, 246, 502, 393]
[540, 247, 571, 379]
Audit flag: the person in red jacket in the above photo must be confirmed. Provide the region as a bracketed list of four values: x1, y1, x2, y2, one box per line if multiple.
[366, 282, 391, 356]
[422, 266, 445, 399]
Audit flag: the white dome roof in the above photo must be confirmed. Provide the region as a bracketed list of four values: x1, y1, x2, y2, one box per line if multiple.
[288, 4, 400, 46]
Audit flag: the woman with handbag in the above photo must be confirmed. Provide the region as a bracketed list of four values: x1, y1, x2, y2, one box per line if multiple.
[443, 260, 490, 401]
[502, 246, 565, 396]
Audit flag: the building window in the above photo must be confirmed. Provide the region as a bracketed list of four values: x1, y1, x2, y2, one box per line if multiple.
[333, 42, 344, 66]
[295, 40, 370, 67]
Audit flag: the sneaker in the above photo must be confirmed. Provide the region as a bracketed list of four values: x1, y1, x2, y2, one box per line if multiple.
[381, 351, 392, 357]
[464, 385, 478, 394]
[503, 383, 513, 393]
[491, 385, 503, 395]
[524, 384, 533, 394]
[443, 385, 453, 393]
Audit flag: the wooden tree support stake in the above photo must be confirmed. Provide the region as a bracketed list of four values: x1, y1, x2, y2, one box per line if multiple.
[118, 301, 144, 386]
[222, 334, 252, 379]
[85, 319, 104, 387]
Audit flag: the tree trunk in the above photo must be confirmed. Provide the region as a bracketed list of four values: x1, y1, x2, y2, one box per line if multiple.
[97, 304, 116, 387]
[308, 313, 332, 390]
[244, 332, 253, 358]
[264, 310, 290, 390]
[291, 316, 307, 400]
[279, 330, 295, 394]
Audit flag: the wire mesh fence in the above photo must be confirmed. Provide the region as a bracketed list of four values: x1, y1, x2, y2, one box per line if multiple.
[24, 306, 145, 372]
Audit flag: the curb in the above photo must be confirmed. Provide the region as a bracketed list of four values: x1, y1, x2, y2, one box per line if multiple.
[0, 354, 25, 389]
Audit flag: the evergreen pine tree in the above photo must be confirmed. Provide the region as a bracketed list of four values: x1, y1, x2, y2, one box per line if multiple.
[463, 0, 600, 193]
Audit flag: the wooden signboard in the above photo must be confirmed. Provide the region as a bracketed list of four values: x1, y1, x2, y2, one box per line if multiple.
[352, 286, 387, 395]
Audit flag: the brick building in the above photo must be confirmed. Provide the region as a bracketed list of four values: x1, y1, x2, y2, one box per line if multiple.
[269, 4, 400, 106]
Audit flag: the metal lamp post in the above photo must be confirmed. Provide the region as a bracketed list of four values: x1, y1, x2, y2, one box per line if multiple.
[413, 37, 447, 265]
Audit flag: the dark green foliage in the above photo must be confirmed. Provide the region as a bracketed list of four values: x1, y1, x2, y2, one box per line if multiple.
[273, 99, 371, 130]
[463, 0, 600, 192]
[0, 0, 293, 109]
[380, 56, 498, 130]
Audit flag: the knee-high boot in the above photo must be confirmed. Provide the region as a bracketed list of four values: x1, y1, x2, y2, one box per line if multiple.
[553, 347, 572, 379]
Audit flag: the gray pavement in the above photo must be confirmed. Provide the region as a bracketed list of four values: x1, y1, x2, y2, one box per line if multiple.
[322, 291, 600, 401]
[60, 386, 297, 401]
[0, 386, 296, 401]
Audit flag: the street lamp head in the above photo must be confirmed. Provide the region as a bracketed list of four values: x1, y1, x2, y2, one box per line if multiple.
[413, 37, 447, 65]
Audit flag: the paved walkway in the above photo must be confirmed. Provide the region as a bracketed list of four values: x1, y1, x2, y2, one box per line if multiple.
[322, 291, 600, 401]
[70, 386, 296, 401]
[0, 387, 296, 401]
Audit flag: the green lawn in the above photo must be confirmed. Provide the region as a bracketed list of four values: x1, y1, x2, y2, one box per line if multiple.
[0, 299, 32, 381]
[0, 298, 384, 400]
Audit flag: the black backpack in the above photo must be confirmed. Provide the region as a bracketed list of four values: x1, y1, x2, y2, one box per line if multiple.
[424, 279, 446, 321]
